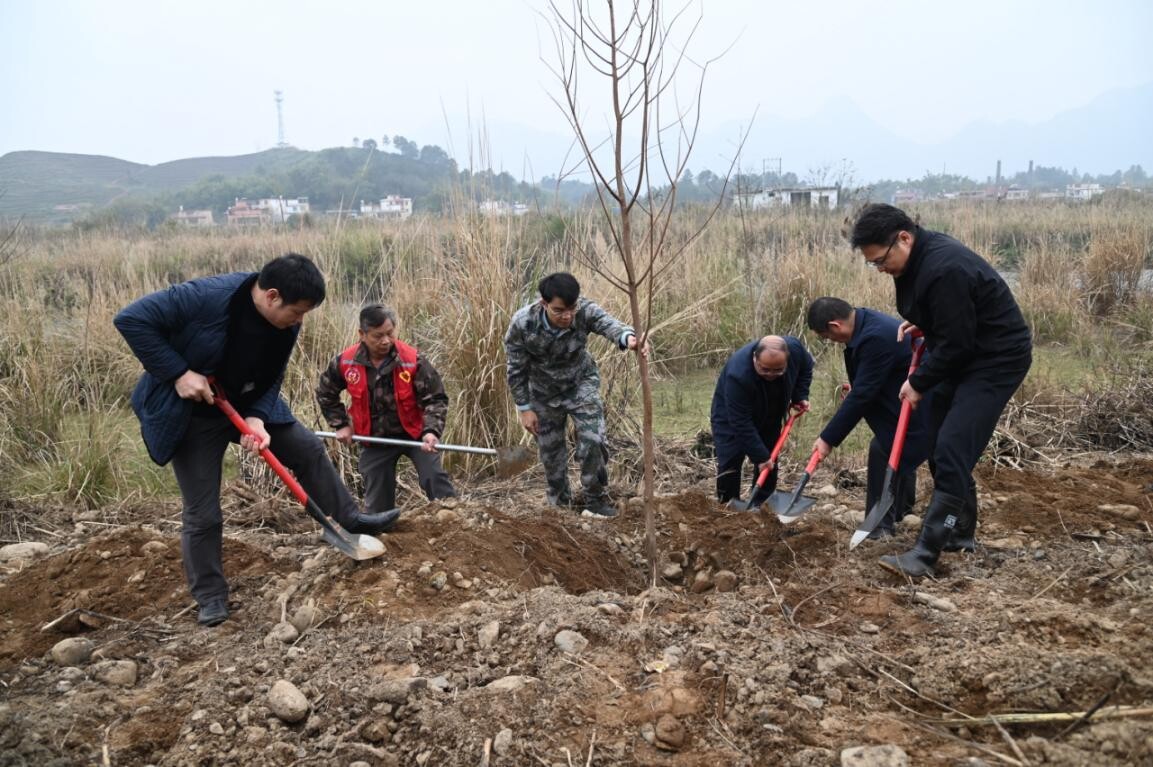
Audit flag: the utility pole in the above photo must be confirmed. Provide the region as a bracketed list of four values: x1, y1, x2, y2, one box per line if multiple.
[274, 90, 288, 148]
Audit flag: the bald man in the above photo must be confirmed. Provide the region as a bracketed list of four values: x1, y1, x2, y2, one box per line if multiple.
[710, 335, 813, 506]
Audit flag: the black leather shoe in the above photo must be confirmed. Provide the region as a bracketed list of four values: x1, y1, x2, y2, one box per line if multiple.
[197, 599, 229, 627]
[585, 500, 619, 518]
[344, 509, 400, 534]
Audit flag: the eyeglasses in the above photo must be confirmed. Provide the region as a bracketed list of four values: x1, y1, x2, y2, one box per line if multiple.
[546, 305, 576, 318]
[865, 234, 900, 270]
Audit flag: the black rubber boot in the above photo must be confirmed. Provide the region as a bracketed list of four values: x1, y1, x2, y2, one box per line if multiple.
[344, 509, 400, 535]
[943, 481, 977, 552]
[879, 490, 965, 578]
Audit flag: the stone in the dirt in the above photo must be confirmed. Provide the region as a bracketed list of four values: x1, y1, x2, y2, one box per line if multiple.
[435, 509, 461, 524]
[493, 727, 513, 754]
[554, 629, 588, 654]
[661, 563, 684, 581]
[92, 659, 138, 687]
[369, 677, 426, 705]
[816, 484, 839, 498]
[140, 540, 168, 557]
[267, 679, 310, 723]
[478, 620, 500, 649]
[817, 655, 853, 675]
[690, 570, 714, 594]
[900, 514, 921, 530]
[50, 637, 94, 667]
[713, 570, 738, 592]
[208, 722, 224, 735]
[799, 694, 824, 710]
[484, 675, 537, 694]
[597, 602, 624, 616]
[263, 622, 300, 647]
[645, 686, 700, 716]
[361, 719, 392, 743]
[430, 571, 448, 590]
[639, 722, 657, 745]
[840, 744, 909, 767]
[0, 542, 49, 562]
[289, 604, 323, 633]
[244, 726, 268, 744]
[654, 714, 685, 749]
[912, 593, 956, 612]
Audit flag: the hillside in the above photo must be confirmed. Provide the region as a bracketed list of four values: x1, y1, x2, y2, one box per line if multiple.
[0, 148, 310, 224]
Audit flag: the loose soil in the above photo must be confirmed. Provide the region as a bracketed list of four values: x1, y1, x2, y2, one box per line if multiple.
[1, 457, 1151, 766]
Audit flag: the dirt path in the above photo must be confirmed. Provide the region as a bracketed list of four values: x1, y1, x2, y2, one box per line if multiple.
[1, 458, 1151, 766]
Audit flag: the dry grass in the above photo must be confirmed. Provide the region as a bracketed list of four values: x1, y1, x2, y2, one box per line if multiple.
[0, 197, 1151, 510]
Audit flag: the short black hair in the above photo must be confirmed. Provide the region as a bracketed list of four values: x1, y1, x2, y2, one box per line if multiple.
[538, 272, 580, 305]
[849, 204, 917, 249]
[807, 297, 854, 331]
[258, 253, 326, 306]
[359, 303, 397, 331]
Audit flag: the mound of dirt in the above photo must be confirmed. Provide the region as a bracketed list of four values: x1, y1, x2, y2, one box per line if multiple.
[1, 459, 1151, 766]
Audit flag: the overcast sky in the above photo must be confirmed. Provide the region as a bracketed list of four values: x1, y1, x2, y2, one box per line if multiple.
[2, 0, 1150, 177]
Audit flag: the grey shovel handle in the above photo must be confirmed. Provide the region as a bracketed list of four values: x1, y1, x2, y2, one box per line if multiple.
[314, 431, 497, 457]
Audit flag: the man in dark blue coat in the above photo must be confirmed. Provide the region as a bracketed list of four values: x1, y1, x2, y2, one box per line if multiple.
[852, 204, 1032, 578]
[710, 335, 813, 506]
[114, 254, 397, 626]
[806, 297, 931, 538]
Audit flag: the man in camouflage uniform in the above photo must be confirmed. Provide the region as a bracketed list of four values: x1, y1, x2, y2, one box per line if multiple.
[317, 304, 456, 514]
[504, 272, 645, 518]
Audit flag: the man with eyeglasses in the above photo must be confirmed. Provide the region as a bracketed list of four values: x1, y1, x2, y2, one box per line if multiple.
[710, 335, 813, 507]
[851, 203, 1032, 578]
[806, 297, 931, 538]
[504, 272, 646, 517]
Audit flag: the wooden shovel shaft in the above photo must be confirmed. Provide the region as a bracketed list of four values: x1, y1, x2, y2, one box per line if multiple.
[314, 431, 498, 456]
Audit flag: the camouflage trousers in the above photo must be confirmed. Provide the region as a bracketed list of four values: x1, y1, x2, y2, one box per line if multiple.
[535, 399, 609, 507]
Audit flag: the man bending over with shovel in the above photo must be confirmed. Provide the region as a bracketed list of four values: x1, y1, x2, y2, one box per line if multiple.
[710, 336, 813, 507]
[114, 254, 398, 627]
[504, 272, 647, 518]
[806, 297, 931, 539]
[316, 304, 456, 514]
[851, 204, 1032, 578]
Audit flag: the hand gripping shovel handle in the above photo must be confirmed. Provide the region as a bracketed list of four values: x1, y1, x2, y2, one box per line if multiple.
[208, 381, 369, 560]
[850, 333, 926, 549]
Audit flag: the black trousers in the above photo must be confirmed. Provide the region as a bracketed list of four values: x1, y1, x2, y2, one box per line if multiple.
[715, 432, 781, 505]
[171, 418, 360, 607]
[925, 360, 1030, 499]
[359, 444, 456, 514]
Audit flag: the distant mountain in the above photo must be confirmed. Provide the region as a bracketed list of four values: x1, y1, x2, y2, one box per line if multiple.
[0, 148, 309, 223]
[465, 82, 1153, 185]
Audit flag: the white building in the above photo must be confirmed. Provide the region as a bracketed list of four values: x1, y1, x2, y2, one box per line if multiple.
[733, 186, 840, 211]
[1004, 187, 1030, 201]
[360, 195, 413, 220]
[479, 200, 530, 216]
[254, 197, 310, 222]
[1065, 184, 1104, 202]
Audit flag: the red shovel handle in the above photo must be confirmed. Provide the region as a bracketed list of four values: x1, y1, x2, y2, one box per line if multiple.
[888, 335, 926, 472]
[209, 380, 309, 506]
[753, 408, 805, 489]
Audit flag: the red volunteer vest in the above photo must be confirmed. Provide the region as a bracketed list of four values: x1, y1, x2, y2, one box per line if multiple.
[340, 339, 424, 439]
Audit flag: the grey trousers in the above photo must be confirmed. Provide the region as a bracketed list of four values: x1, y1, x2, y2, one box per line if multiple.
[170, 417, 360, 607]
[358, 443, 456, 514]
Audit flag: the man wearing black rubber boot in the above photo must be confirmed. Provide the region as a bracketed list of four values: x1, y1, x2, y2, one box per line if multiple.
[115, 255, 398, 627]
[850, 204, 1031, 577]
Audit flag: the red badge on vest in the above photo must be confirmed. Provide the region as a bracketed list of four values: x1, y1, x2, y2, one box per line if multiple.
[399, 370, 412, 383]
[345, 369, 362, 385]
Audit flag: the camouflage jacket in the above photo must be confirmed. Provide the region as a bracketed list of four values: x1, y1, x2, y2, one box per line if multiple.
[316, 342, 449, 438]
[504, 298, 634, 409]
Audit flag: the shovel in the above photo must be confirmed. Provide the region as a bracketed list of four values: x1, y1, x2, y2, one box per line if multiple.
[211, 386, 385, 561]
[849, 332, 926, 549]
[314, 432, 535, 479]
[770, 448, 824, 523]
[728, 409, 803, 511]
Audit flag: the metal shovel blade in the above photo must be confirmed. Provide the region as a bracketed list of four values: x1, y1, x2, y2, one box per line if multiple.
[769, 491, 817, 523]
[850, 492, 894, 550]
[495, 445, 536, 478]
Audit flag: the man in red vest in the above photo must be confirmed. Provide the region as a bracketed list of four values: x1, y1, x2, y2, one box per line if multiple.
[316, 304, 456, 515]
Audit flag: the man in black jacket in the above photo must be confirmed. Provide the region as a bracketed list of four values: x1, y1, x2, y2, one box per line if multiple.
[851, 204, 1032, 577]
[806, 298, 930, 538]
[710, 336, 812, 507]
